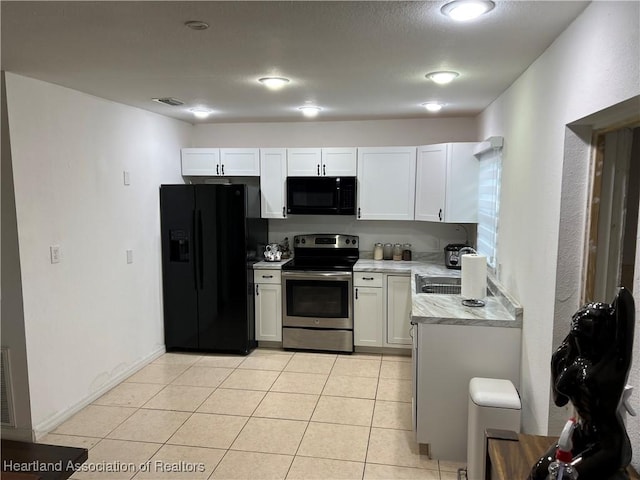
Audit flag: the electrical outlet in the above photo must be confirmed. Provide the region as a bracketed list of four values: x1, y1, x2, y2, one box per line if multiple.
[50, 245, 61, 264]
[123, 170, 130, 186]
[126, 249, 133, 264]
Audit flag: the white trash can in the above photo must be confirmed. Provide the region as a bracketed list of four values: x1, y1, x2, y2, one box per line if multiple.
[466, 377, 521, 480]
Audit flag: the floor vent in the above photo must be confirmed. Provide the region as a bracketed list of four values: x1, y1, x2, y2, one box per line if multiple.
[1, 348, 16, 427]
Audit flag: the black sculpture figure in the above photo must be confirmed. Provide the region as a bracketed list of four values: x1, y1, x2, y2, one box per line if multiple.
[529, 287, 635, 480]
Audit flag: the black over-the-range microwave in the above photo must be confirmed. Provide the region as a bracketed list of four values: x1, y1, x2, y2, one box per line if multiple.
[286, 177, 356, 215]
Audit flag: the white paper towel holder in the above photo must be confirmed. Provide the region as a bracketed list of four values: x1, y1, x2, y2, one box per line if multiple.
[460, 248, 486, 307]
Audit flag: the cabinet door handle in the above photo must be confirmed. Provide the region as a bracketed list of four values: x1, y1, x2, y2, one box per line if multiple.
[317, 164, 320, 176]
[438, 208, 443, 221]
[262, 275, 273, 279]
[357, 207, 361, 219]
[216, 164, 220, 175]
[256, 284, 259, 296]
[355, 288, 358, 300]
[282, 206, 286, 218]
[322, 164, 326, 176]
[221, 164, 225, 175]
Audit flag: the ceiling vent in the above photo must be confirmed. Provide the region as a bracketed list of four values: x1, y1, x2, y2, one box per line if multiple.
[152, 97, 185, 107]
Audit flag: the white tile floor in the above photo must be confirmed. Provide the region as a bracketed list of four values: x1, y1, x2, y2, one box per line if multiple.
[43, 349, 465, 480]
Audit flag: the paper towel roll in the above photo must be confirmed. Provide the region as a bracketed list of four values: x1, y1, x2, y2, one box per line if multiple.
[461, 254, 487, 300]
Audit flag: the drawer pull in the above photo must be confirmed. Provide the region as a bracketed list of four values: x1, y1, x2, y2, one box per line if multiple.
[362, 276, 375, 281]
[262, 275, 274, 279]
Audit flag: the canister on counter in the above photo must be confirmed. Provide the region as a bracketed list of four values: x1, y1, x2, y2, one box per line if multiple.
[383, 243, 393, 260]
[373, 243, 384, 260]
[393, 243, 403, 261]
[402, 244, 412, 261]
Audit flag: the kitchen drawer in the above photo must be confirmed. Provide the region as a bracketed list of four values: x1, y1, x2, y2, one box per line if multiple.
[353, 272, 383, 287]
[254, 270, 281, 284]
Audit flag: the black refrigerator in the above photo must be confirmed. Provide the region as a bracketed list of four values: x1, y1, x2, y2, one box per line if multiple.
[160, 184, 267, 354]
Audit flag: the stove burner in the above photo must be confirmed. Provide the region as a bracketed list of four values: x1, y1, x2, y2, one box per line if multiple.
[282, 234, 359, 272]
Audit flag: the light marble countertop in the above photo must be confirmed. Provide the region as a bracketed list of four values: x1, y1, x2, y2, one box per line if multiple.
[253, 259, 292, 269]
[253, 257, 522, 328]
[355, 259, 523, 328]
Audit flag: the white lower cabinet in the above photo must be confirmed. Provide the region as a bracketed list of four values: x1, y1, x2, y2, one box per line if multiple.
[353, 273, 384, 347]
[353, 272, 411, 348]
[254, 270, 282, 342]
[386, 275, 412, 345]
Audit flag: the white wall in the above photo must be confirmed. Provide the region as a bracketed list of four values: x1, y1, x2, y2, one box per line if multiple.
[4, 73, 191, 435]
[1, 73, 33, 441]
[267, 217, 471, 257]
[190, 117, 478, 148]
[477, 1, 640, 464]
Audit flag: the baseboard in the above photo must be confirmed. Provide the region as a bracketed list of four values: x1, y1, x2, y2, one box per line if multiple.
[32, 345, 166, 440]
[354, 346, 411, 356]
[1, 425, 35, 442]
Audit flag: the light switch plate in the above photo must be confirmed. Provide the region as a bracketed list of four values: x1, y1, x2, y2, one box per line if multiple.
[126, 249, 133, 264]
[123, 170, 130, 186]
[50, 245, 61, 264]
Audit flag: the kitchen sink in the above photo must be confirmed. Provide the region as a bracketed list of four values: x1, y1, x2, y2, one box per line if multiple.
[414, 274, 493, 296]
[415, 275, 461, 294]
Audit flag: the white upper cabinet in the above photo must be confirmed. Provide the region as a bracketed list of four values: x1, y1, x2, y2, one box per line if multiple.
[287, 148, 322, 176]
[322, 148, 357, 176]
[181, 148, 220, 176]
[181, 148, 259, 176]
[356, 146, 417, 220]
[287, 147, 356, 176]
[219, 148, 260, 176]
[259, 148, 288, 219]
[415, 142, 478, 223]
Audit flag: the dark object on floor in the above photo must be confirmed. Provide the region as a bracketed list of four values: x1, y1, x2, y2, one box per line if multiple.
[529, 287, 635, 480]
[1, 439, 88, 480]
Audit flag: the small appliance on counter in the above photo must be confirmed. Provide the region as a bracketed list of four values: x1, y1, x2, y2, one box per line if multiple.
[444, 243, 472, 269]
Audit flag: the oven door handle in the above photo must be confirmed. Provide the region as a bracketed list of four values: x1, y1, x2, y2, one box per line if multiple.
[281, 271, 353, 280]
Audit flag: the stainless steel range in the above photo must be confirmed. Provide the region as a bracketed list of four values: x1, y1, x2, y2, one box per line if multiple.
[281, 234, 359, 353]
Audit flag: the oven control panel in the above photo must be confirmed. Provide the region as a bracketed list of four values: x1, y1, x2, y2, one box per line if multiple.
[293, 234, 358, 249]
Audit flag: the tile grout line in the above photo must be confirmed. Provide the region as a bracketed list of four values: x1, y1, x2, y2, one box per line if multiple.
[62, 349, 428, 480]
[281, 352, 337, 479]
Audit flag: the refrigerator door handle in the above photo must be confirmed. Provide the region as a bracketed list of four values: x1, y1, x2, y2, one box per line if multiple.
[192, 209, 200, 289]
[197, 209, 204, 290]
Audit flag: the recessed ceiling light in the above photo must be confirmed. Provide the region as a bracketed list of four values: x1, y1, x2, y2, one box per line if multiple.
[298, 106, 322, 118]
[422, 102, 444, 112]
[426, 71, 460, 85]
[184, 20, 209, 31]
[441, 0, 495, 21]
[258, 77, 290, 90]
[189, 107, 214, 119]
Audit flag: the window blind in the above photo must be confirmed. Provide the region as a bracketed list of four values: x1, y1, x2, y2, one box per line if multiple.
[476, 145, 502, 269]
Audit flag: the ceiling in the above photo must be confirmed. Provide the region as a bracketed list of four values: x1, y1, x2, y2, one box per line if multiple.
[1, 1, 589, 124]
